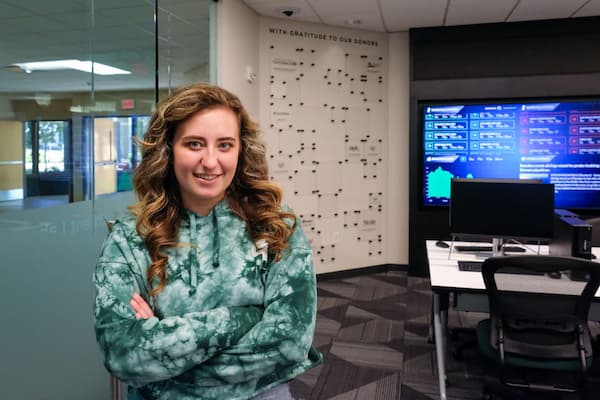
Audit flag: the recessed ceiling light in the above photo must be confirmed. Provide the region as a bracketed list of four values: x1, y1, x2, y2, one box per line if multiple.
[11, 59, 131, 75]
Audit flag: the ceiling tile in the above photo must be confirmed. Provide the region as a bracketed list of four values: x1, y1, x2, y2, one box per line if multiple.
[0, 2, 31, 19]
[49, 12, 91, 30]
[379, 0, 447, 32]
[308, 0, 374, 15]
[319, 11, 385, 32]
[446, 0, 518, 26]
[0, 15, 67, 36]
[573, 0, 600, 17]
[93, 0, 149, 11]
[159, 0, 212, 22]
[1, 0, 87, 15]
[508, 0, 590, 22]
[95, 7, 154, 28]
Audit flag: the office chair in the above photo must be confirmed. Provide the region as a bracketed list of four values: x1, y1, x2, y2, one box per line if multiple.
[476, 255, 600, 400]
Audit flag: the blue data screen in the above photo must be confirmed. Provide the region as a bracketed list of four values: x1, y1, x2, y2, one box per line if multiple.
[421, 99, 600, 209]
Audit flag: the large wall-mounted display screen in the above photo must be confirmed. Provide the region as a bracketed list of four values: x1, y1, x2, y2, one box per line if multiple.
[421, 98, 600, 210]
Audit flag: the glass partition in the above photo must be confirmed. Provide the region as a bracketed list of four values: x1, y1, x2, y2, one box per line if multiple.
[0, 0, 213, 212]
[0, 1, 215, 398]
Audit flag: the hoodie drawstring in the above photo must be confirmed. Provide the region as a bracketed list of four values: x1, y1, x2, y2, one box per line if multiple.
[187, 207, 221, 287]
[189, 212, 199, 287]
[212, 210, 221, 268]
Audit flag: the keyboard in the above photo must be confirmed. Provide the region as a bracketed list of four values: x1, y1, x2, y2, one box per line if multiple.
[454, 245, 526, 253]
[457, 260, 544, 275]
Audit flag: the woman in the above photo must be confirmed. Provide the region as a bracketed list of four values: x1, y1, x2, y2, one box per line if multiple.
[93, 83, 322, 400]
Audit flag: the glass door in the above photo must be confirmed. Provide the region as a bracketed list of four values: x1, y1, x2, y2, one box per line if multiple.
[93, 116, 150, 196]
[23, 120, 71, 204]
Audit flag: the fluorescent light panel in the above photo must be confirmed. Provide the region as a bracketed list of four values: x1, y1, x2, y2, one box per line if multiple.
[13, 59, 131, 75]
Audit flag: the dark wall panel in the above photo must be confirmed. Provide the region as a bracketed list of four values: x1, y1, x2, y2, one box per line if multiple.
[411, 17, 600, 80]
[408, 17, 600, 276]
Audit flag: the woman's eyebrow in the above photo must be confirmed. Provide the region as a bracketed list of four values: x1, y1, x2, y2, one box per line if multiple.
[181, 134, 204, 139]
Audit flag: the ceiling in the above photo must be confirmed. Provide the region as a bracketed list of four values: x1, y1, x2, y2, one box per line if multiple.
[0, 0, 212, 94]
[1, 0, 599, 96]
[242, 0, 600, 32]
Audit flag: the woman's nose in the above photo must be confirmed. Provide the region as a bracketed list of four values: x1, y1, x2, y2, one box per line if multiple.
[201, 148, 218, 168]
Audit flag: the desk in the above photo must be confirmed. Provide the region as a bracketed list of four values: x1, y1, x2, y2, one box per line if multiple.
[426, 240, 600, 400]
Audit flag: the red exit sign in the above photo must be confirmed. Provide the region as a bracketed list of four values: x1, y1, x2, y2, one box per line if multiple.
[121, 99, 135, 110]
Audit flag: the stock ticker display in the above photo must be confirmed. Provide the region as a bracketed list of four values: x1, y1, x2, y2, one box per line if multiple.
[422, 99, 600, 209]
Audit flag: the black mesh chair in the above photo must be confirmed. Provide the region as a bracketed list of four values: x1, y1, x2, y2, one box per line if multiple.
[476, 255, 600, 399]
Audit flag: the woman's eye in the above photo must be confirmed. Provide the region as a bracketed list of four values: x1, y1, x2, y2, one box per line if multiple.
[188, 141, 202, 149]
[218, 142, 233, 149]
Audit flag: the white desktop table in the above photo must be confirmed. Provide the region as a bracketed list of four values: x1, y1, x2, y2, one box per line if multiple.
[426, 240, 600, 400]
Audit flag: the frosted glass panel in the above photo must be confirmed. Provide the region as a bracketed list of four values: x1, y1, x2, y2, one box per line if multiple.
[0, 197, 125, 399]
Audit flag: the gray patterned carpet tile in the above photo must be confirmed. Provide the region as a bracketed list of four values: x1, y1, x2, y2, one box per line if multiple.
[290, 269, 600, 399]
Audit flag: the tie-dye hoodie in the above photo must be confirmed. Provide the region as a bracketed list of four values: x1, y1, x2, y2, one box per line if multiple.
[93, 200, 322, 400]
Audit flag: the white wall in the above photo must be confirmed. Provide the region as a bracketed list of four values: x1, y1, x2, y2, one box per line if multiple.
[387, 32, 410, 265]
[0, 95, 16, 119]
[216, 0, 261, 119]
[258, 18, 389, 274]
[217, 2, 411, 272]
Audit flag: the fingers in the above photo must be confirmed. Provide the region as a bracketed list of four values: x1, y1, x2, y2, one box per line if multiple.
[130, 292, 155, 319]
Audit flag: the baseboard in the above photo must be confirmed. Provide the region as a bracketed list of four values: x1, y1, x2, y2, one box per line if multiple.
[316, 263, 407, 281]
[0, 189, 23, 201]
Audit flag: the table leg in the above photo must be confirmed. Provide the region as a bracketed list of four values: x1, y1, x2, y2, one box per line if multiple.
[428, 305, 434, 343]
[433, 292, 447, 400]
[441, 301, 448, 364]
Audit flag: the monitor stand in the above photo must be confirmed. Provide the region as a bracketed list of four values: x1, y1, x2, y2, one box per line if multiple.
[451, 237, 527, 257]
[492, 238, 503, 257]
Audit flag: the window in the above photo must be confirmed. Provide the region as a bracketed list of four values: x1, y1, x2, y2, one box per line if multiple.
[24, 120, 70, 174]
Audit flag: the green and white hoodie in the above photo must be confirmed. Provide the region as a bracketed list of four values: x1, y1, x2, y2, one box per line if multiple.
[93, 200, 322, 400]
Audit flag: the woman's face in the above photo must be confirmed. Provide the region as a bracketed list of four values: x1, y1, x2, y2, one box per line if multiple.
[172, 106, 240, 216]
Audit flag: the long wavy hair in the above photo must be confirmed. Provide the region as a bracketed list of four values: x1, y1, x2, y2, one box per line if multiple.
[130, 82, 296, 296]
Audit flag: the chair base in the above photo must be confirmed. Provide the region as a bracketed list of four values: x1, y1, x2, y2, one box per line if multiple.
[482, 374, 527, 400]
[481, 361, 589, 400]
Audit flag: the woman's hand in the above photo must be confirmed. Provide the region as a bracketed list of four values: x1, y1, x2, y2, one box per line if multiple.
[130, 292, 155, 319]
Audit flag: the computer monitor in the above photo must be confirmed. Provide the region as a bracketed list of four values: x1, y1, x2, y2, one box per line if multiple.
[449, 178, 555, 251]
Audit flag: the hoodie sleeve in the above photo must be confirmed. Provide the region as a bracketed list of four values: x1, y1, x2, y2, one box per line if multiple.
[181, 219, 320, 384]
[93, 223, 262, 387]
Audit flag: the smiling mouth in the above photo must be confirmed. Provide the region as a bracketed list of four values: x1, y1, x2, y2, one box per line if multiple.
[193, 173, 220, 181]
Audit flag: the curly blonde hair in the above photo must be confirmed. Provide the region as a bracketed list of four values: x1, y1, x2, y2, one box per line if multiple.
[130, 82, 296, 296]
